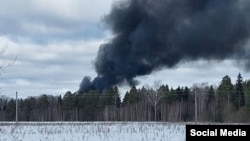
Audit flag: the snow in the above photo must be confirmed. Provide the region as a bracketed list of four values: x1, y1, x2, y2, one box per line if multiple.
[0, 122, 185, 141]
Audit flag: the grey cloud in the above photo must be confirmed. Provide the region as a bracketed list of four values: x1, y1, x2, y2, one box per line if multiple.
[0, 0, 114, 43]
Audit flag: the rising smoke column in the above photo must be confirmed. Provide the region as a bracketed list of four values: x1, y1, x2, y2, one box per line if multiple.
[79, 0, 250, 93]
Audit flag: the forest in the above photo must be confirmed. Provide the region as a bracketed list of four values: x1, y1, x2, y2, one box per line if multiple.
[0, 73, 250, 123]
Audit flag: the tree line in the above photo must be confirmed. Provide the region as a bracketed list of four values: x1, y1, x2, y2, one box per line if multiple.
[0, 73, 250, 122]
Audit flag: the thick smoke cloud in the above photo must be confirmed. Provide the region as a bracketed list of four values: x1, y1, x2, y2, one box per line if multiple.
[79, 76, 92, 93]
[79, 0, 250, 93]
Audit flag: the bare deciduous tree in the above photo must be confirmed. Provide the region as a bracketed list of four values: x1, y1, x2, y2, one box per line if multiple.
[144, 81, 165, 121]
[0, 45, 16, 72]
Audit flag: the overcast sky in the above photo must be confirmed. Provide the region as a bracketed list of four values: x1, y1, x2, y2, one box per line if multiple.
[0, 0, 250, 99]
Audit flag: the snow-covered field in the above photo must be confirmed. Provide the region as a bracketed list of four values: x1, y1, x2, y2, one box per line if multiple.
[0, 122, 185, 141]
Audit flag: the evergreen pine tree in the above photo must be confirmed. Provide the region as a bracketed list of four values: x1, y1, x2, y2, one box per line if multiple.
[216, 75, 234, 122]
[232, 73, 245, 110]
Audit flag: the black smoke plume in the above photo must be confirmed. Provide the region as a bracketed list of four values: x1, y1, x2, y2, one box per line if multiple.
[79, 0, 250, 93]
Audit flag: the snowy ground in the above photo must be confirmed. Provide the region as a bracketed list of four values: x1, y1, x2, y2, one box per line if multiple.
[0, 122, 185, 141]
